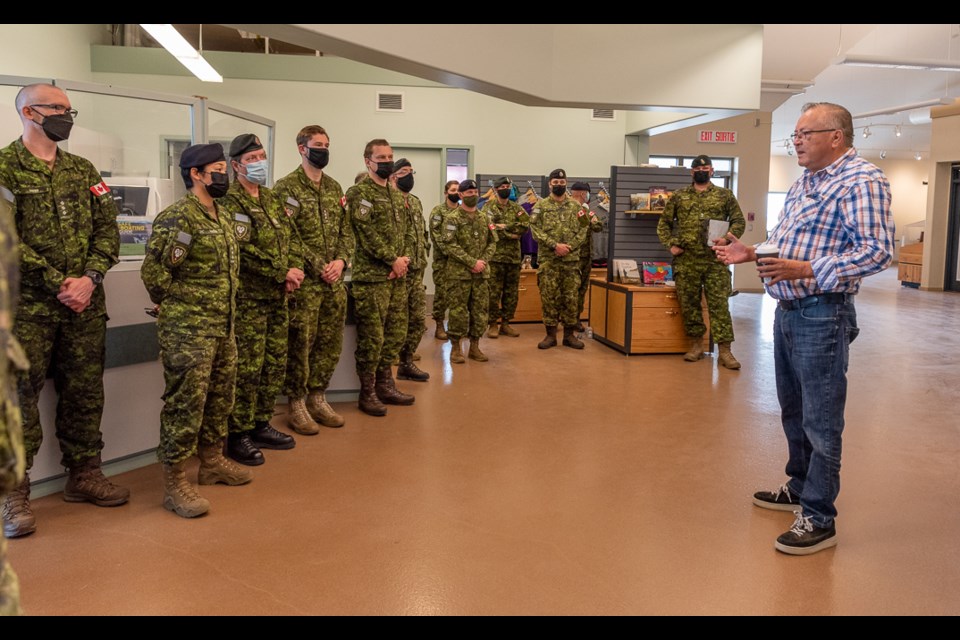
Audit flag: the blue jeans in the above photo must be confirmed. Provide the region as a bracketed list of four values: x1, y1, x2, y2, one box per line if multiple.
[773, 300, 859, 528]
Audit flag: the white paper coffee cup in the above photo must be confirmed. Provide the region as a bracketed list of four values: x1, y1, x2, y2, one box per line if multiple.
[755, 243, 779, 284]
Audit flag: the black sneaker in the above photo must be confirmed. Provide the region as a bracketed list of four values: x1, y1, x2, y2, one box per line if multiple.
[753, 483, 801, 511]
[227, 433, 265, 466]
[251, 421, 296, 450]
[775, 511, 837, 556]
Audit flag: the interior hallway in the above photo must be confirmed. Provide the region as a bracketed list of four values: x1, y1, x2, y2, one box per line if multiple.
[8, 270, 960, 615]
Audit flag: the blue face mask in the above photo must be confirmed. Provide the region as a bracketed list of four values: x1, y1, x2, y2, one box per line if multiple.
[242, 159, 269, 185]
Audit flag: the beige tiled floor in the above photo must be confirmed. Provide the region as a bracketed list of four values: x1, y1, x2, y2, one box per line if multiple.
[7, 270, 960, 615]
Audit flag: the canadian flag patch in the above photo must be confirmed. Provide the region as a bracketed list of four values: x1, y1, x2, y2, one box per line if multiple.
[577, 209, 585, 217]
[340, 195, 347, 208]
[90, 181, 110, 196]
[488, 223, 496, 230]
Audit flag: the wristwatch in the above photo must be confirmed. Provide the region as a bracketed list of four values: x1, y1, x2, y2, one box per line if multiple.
[84, 270, 104, 286]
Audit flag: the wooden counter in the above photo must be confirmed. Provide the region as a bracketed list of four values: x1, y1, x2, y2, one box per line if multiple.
[513, 267, 605, 323]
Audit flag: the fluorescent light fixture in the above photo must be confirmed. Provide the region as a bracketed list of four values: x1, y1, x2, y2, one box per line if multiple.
[852, 98, 953, 120]
[837, 54, 960, 72]
[140, 24, 223, 83]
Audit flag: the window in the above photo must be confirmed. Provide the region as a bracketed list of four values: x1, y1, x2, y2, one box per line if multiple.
[767, 192, 787, 235]
[648, 155, 734, 189]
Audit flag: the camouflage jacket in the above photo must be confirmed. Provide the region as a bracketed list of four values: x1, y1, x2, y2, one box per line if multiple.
[141, 193, 239, 338]
[0, 139, 119, 318]
[481, 198, 530, 264]
[530, 196, 586, 264]
[401, 192, 429, 271]
[429, 201, 458, 261]
[345, 175, 413, 283]
[273, 167, 353, 284]
[218, 180, 302, 301]
[437, 207, 498, 281]
[657, 183, 745, 258]
[579, 203, 604, 258]
[0, 185, 26, 494]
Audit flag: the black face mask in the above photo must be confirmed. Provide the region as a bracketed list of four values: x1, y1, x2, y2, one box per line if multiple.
[397, 174, 415, 193]
[205, 172, 230, 199]
[693, 170, 711, 185]
[372, 161, 393, 180]
[447, 193, 460, 204]
[551, 185, 566, 197]
[496, 188, 511, 200]
[306, 147, 329, 170]
[38, 112, 74, 142]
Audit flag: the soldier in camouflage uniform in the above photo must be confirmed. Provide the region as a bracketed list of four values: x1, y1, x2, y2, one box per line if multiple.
[656, 154, 745, 369]
[438, 180, 498, 364]
[482, 177, 529, 340]
[530, 169, 588, 350]
[347, 139, 416, 417]
[1, 185, 26, 615]
[141, 144, 253, 519]
[428, 181, 460, 341]
[0, 84, 129, 540]
[221, 134, 301, 466]
[275, 125, 354, 433]
[570, 182, 604, 331]
[391, 158, 430, 382]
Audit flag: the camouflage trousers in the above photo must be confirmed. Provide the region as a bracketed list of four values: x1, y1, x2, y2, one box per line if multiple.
[577, 253, 592, 318]
[15, 312, 106, 468]
[352, 279, 407, 376]
[0, 540, 21, 616]
[229, 297, 288, 434]
[447, 278, 490, 340]
[487, 262, 520, 324]
[157, 330, 237, 465]
[284, 279, 347, 399]
[431, 257, 448, 320]
[537, 260, 581, 328]
[403, 268, 427, 355]
[673, 253, 734, 343]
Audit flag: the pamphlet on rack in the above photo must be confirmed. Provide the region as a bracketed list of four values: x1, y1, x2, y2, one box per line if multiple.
[117, 216, 153, 260]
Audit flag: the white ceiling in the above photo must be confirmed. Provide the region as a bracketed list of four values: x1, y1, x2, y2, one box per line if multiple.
[765, 24, 960, 161]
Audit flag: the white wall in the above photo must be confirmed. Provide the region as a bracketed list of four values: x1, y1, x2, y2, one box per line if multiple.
[0, 24, 106, 81]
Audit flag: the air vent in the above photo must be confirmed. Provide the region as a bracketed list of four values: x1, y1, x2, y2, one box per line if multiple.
[377, 92, 405, 112]
[591, 108, 615, 121]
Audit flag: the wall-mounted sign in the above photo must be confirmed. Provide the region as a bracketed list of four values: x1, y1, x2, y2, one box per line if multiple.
[698, 130, 737, 144]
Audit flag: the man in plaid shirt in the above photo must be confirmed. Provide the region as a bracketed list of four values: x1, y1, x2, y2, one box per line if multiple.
[714, 102, 895, 556]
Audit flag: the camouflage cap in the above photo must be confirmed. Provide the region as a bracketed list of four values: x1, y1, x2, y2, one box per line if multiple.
[228, 133, 263, 159]
[180, 143, 225, 169]
[691, 155, 712, 168]
[548, 168, 566, 180]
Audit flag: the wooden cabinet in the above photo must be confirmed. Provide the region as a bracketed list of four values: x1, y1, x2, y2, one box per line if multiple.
[589, 278, 709, 354]
[513, 268, 604, 323]
[898, 242, 923, 288]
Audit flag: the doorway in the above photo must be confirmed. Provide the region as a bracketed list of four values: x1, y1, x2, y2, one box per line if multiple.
[393, 147, 444, 296]
[947, 164, 960, 292]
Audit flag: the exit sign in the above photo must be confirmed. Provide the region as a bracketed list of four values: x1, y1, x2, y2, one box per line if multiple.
[698, 130, 737, 144]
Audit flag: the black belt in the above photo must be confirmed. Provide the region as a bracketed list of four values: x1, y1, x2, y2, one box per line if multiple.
[777, 292, 850, 311]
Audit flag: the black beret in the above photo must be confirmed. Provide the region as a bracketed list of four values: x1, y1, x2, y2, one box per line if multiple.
[179, 143, 225, 170]
[691, 154, 712, 168]
[459, 179, 478, 192]
[494, 176, 512, 188]
[570, 181, 590, 192]
[548, 168, 566, 180]
[393, 158, 411, 173]
[228, 133, 263, 159]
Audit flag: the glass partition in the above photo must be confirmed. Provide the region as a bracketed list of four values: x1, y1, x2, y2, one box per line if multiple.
[208, 104, 275, 185]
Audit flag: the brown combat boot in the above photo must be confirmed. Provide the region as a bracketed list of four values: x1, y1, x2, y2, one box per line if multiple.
[499, 322, 519, 337]
[718, 342, 742, 370]
[434, 318, 448, 341]
[359, 372, 387, 416]
[2, 476, 36, 538]
[197, 442, 253, 486]
[487, 323, 499, 339]
[684, 336, 706, 362]
[538, 325, 558, 349]
[307, 390, 345, 427]
[397, 350, 430, 382]
[449, 337, 465, 363]
[375, 367, 415, 405]
[162, 461, 210, 519]
[468, 337, 489, 362]
[288, 397, 321, 435]
[562, 326, 585, 350]
[64, 454, 131, 507]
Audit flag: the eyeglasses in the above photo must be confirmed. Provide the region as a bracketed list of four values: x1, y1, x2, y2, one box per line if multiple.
[30, 103, 78, 118]
[790, 128, 837, 141]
